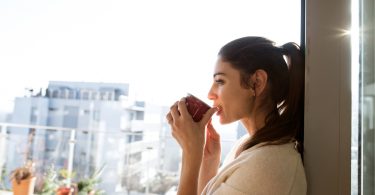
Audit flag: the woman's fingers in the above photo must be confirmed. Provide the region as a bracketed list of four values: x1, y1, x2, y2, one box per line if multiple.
[170, 99, 192, 122]
[168, 98, 217, 127]
[207, 120, 220, 141]
[201, 107, 218, 126]
[166, 113, 173, 124]
[177, 98, 190, 118]
[170, 101, 180, 120]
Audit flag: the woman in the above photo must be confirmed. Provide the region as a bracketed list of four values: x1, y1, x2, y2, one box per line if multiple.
[166, 36, 307, 195]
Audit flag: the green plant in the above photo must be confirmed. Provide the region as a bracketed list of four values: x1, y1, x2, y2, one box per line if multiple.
[59, 169, 76, 183]
[77, 164, 106, 195]
[40, 165, 59, 195]
[56, 168, 77, 195]
[0, 164, 8, 190]
[10, 160, 35, 184]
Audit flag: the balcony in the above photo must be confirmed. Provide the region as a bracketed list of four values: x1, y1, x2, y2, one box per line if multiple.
[0, 122, 179, 195]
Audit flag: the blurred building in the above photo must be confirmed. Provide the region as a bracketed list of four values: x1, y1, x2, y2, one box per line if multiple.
[7, 81, 169, 194]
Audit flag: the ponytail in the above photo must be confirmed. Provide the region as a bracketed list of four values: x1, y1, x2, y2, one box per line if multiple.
[281, 42, 305, 158]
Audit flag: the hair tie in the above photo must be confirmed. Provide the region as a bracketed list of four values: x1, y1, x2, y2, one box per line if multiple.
[280, 47, 289, 55]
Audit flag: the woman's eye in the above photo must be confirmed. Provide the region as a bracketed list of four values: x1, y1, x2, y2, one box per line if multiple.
[215, 79, 225, 84]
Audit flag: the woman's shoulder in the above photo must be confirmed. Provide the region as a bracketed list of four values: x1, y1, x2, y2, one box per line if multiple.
[241, 142, 300, 160]
[220, 143, 306, 194]
[206, 142, 306, 195]
[233, 142, 303, 176]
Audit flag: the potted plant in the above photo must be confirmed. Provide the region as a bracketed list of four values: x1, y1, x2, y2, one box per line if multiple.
[10, 160, 36, 195]
[56, 169, 77, 195]
[77, 164, 106, 195]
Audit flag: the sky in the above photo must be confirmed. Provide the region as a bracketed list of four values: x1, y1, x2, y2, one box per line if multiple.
[0, 0, 300, 113]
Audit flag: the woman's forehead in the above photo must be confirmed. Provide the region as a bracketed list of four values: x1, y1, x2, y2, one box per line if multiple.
[214, 58, 236, 76]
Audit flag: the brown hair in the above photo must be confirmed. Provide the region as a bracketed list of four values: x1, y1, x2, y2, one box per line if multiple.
[218, 36, 304, 158]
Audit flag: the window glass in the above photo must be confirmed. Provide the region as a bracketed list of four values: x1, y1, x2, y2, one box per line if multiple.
[0, 0, 301, 194]
[353, 0, 375, 194]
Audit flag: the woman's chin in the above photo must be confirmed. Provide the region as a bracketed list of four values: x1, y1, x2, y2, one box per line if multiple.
[219, 117, 233, 125]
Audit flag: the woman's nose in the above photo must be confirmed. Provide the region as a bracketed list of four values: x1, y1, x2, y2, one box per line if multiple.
[207, 86, 217, 100]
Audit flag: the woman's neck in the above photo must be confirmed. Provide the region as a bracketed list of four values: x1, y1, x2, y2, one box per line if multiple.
[241, 117, 263, 136]
[241, 106, 272, 136]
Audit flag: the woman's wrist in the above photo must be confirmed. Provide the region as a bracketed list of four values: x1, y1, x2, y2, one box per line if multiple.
[202, 154, 220, 167]
[177, 151, 204, 195]
[182, 150, 203, 164]
[200, 158, 220, 177]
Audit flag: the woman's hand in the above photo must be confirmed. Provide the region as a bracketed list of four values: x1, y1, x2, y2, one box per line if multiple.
[166, 98, 217, 195]
[166, 98, 217, 155]
[198, 120, 221, 194]
[203, 120, 221, 162]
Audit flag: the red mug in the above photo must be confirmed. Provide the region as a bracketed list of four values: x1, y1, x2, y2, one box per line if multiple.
[185, 93, 211, 122]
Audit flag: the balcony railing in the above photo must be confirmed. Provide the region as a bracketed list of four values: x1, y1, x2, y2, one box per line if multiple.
[0, 122, 238, 195]
[0, 122, 180, 195]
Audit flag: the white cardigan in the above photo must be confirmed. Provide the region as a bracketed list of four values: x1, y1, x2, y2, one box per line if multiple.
[202, 136, 307, 195]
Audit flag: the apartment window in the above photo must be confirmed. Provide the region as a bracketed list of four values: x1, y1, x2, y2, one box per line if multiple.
[93, 110, 100, 122]
[68, 90, 76, 99]
[127, 131, 143, 143]
[133, 131, 143, 142]
[91, 91, 98, 100]
[52, 90, 59, 98]
[135, 101, 145, 107]
[83, 109, 90, 115]
[81, 90, 90, 100]
[135, 111, 144, 120]
[30, 107, 37, 124]
[49, 107, 58, 112]
[60, 88, 70, 99]
[129, 152, 142, 164]
[63, 106, 79, 128]
[100, 91, 108, 101]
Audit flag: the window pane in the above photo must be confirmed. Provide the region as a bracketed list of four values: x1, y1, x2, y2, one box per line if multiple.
[354, 0, 375, 194]
[0, 0, 301, 194]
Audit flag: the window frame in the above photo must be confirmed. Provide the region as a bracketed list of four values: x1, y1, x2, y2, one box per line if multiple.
[304, 0, 352, 194]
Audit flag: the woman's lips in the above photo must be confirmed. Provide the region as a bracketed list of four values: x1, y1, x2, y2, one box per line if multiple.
[215, 105, 223, 116]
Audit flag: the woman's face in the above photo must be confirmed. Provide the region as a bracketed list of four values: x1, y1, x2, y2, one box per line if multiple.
[208, 57, 254, 124]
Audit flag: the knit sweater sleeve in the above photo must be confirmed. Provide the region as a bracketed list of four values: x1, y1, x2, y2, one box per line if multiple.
[211, 144, 306, 195]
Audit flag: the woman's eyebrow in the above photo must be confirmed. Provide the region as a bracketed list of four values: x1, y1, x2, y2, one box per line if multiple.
[213, 72, 225, 78]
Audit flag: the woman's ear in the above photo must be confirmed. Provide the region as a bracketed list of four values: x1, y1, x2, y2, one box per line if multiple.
[250, 69, 268, 97]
